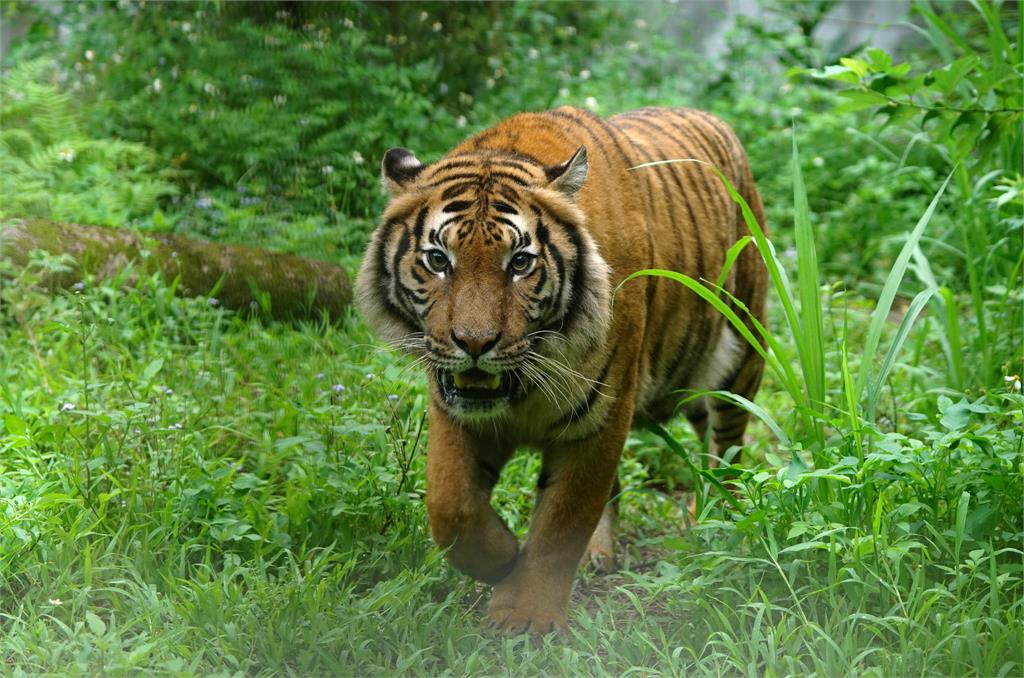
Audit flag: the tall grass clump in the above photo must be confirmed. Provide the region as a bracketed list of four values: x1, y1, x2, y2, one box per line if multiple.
[623, 119, 1022, 672]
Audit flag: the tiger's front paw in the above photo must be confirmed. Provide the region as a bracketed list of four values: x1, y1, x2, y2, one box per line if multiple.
[484, 599, 568, 636]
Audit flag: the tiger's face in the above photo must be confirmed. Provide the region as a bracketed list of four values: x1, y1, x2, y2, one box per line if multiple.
[356, 146, 612, 421]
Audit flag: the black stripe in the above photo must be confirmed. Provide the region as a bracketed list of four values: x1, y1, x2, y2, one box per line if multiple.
[713, 421, 748, 440]
[443, 200, 473, 213]
[494, 201, 518, 214]
[428, 159, 478, 175]
[488, 171, 530, 186]
[550, 347, 617, 429]
[550, 216, 586, 334]
[441, 182, 476, 200]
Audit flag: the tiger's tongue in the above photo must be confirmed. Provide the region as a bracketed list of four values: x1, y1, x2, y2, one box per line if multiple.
[453, 368, 501, 390]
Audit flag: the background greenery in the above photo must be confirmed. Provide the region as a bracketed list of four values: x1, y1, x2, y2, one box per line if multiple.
[1, 1, 1021, 675]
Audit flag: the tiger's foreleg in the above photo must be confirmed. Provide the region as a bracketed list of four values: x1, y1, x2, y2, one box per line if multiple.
[484, 413, 630, 634]
[426, 402, 518, 585]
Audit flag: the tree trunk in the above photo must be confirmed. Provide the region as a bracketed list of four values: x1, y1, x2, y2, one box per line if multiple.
[1, 219, 352, 322]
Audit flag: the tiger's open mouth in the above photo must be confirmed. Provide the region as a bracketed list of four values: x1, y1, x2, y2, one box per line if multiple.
[439, 367, 515, 409]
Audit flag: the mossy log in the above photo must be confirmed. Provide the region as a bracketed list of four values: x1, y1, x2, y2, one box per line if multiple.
[1, 219, 352, 322]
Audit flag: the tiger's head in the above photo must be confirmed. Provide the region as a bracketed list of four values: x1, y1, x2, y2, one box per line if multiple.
[356, 145, 612, 420]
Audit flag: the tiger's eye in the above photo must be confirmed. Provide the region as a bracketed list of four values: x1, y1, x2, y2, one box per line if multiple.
[509, 252, 534, 275]
[426, 250, 449, 273]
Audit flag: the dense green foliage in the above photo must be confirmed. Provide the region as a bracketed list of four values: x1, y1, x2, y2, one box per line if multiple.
[1, 1, 1021, 675]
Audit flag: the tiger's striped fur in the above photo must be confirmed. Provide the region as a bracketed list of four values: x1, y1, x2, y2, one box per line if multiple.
[356, 106, 768, 634]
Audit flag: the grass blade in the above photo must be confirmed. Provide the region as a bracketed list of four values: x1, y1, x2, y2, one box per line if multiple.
[867, 287, 937, 421]
[792, 133, 826, 443]
[854, 169, 954, 404]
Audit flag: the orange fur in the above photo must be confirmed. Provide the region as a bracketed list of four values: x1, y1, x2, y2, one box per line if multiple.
[356, 106, 768, 634]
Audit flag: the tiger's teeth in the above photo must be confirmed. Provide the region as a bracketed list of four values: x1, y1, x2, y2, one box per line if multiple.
[487, 374, 501, 390]
[453, 373, 468, 389]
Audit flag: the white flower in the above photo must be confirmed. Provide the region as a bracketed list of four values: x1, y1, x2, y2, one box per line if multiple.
[579, 69, 591, 80]
[61, 403, 75, 412]
[528, 48, 539, 59]
[1006, 375, 1022, 391]
[273, 94, 287, 107]
[558, 87, 570, 98]
[84, 49, 95, 61]
[321, 164, 334, 175]
[351, 151, 364, 165]
[203, 82, 216, 95]
[634, 18, 647, 30]
[812, 156, 824, 167]
[181, 21, 191, 33]
[789, 106, 803, 117]
[49, 598, 63, 606]
[585, 96, 599, 111]
[342, 17, 354, 28]
[432, 21, 442, 32]
[153, 78, 162, 93]
[626, 40, 639, 51]
[58, 147, 75, 162]
[485, 78, 495, 89]
[455, 115, 467, 129]
[419, 11, 428, 22]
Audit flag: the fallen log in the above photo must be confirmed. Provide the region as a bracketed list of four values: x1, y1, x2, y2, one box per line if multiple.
[0, 219, 352, 322]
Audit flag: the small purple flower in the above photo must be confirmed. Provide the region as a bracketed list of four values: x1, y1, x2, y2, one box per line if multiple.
[207, 298, 219, 306]
[61, 403, 75, 412]
[332, 384, 345, 393]
[168, 423, 183, 430]
[71, 281, 85, 291]
[195, 196, 213, 209]
[387, 394, 398, 402]
[316, 373, 325, 380]
[365, 373, 375, 380]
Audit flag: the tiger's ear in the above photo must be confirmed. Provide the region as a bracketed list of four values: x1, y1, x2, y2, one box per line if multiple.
[544, 145, 588, 200]
[381, 148, 426, 196]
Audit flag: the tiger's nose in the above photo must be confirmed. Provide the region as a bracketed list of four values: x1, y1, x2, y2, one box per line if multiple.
[451, 329, 501, 358]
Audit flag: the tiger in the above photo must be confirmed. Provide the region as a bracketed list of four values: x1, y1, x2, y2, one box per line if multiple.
[356, 105, 768, 634]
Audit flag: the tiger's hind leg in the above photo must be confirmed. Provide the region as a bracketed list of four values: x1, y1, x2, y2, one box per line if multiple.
[686, 345, 765, 523]
[708, 345, 765, 464]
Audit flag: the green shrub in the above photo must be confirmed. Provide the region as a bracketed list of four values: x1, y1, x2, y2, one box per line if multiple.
[0, 58, 177, 226]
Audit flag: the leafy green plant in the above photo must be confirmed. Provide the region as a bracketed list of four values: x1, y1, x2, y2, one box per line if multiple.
[804, 0, 1023, 390]
[0, 59, 177, 225]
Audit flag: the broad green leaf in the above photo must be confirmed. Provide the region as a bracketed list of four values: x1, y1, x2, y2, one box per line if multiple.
[3, 415, 28, 436]
[835, 89, 891, 114]
[931, 55, 980, 95]
[86, 611, 107, 636]
[839, 57, 870, 78]
[142, 357, 165, 383]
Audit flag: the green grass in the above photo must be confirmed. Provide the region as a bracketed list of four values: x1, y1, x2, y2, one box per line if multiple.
[2, 2, 1022, 674]
[2, 234, 1021, 674]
